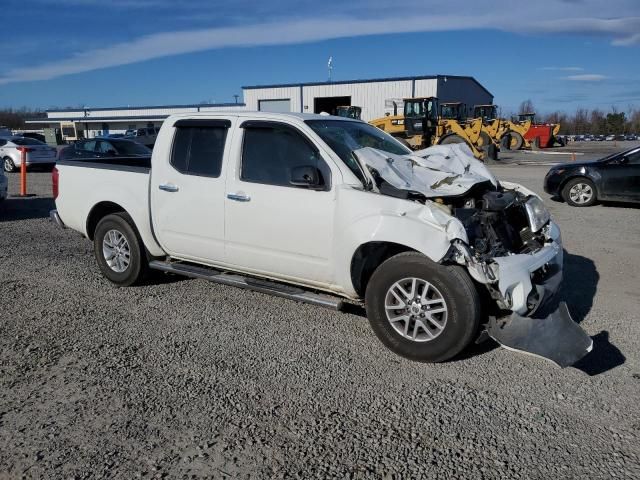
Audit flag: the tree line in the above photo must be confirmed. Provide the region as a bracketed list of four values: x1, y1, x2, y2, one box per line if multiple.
[0, 108, 46, 129]
[517, 100, 640, 136]
[2, 102, 640, 136]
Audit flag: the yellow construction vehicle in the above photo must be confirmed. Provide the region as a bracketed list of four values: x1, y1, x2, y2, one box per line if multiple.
[472, 104, 528, 150]
[334, 106, 362, 120]
[436, 102, 495, 158]
[369, 101, 405, 136]
[370, 98, 496, 160]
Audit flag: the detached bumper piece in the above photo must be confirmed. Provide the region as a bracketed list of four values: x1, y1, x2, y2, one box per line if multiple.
[487, 302, 593, 368]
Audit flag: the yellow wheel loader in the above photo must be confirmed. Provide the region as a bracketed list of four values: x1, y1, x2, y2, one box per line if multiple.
[370, 98, 496, 160]
[472, 104, 528, 150]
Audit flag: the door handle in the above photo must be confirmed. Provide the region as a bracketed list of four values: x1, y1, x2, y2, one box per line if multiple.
[159, 183, 179, 192]
[227, 192, 251, 202]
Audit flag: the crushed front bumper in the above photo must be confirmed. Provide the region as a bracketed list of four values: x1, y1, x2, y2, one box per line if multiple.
[455, 221, 593, 367]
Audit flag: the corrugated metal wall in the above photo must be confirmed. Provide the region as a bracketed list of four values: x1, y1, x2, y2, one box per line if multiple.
[436, 77, 493, 117]
[243, 87, 301, 112]
[301, 80, 417, 121]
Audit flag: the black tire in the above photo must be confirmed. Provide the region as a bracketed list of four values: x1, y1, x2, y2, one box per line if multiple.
[3, 157, 16, 173]
[439, 134, 466, 145]
[477, 131, 492, 148]
[500, 133, 512, 150]
[93, 212, 147, 286]
[508, 131, 524, 150]
[562, 177, 597, 207]
[365, 252, 481, 363]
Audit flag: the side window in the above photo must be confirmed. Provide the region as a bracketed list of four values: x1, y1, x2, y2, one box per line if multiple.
[96, 141, 114, 153]
[241, 125, 328, 188]
[82, 140, 97, 152]
[170, 126, 227, 177]
[624, 150, 640, 165]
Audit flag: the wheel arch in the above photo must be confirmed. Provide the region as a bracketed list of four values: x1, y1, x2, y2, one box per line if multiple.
[559, 174, 598, 200]
[86, 201, 129, 240]
[350, 241, 418, 298]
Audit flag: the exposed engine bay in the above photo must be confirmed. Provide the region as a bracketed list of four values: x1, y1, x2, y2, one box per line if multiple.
[352, 144, 593, 367]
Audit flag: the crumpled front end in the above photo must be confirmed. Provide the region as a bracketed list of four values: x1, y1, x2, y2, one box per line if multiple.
[353, 145, 593, 367]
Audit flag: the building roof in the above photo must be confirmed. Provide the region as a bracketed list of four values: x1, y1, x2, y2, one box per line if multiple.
[26, 115, 170, 124]
[45, 102, 245, 114]
[242, 74, 494, 98]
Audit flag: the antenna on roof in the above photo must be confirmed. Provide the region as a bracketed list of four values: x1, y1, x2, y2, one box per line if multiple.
[233, 94, 240, 104]
[327, 56, 333, 83]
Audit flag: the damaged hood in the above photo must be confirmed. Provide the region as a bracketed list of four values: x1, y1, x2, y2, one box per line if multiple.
[354, 143, 498, 197]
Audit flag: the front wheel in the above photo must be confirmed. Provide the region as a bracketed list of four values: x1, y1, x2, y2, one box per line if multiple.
[3, 157, 16, 173]
[365, 252, 481, 363]
[93, 213, 147, 286]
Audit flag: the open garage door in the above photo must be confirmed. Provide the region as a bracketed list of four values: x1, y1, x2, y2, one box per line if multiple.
[314, 96, 351, 115]
[258, 99, 291, 113]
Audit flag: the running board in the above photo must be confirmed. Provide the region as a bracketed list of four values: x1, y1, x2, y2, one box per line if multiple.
[148, 260, 344, 310]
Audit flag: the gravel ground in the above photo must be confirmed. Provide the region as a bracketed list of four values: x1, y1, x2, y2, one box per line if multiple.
[1, 167, 639, 479]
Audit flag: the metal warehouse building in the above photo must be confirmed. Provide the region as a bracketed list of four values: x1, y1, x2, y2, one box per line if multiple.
[27, 74, 492, 140]
[243, 75, 493, 121]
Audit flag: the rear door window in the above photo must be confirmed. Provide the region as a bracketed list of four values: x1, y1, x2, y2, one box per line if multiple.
[170, 123, 229, 177]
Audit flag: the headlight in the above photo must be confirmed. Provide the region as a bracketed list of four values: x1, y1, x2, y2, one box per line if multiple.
[524, 197, 550, 232]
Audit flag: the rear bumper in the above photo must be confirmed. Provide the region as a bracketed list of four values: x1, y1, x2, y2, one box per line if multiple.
[49, 209, 66, 229]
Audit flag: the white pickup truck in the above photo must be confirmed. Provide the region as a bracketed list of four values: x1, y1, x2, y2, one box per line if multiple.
[51, 112, 592, 366]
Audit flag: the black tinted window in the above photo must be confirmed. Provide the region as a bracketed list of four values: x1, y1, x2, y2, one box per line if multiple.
[12, 137, 46, 146]
[625, 149, 640, 164]
[241, 125, 327, 188]
[171, 127, 227, 177]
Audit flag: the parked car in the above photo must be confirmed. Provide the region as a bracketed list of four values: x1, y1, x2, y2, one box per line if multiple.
[124, 127, 157, 147]
[0, 167, 7, 200]
[626, 134, 637, 141]
[50, 112, 592, 367]
[1, 136, 57, 172]
[605, 134, 615, 141]
[544, 146, 640, 206]
[58, 138, 151, 161]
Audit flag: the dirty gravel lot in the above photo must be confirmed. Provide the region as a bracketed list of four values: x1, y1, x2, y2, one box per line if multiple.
[1, 166, 639, 479]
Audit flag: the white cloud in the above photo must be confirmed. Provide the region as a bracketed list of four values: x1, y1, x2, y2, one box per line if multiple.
[564, 74, 608, 81]
[0, 1, 639, 85]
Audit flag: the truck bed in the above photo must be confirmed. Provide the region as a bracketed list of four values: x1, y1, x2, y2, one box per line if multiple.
[55, 155, 164, 256]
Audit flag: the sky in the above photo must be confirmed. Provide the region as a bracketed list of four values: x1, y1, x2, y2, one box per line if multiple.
[0, 0, 639, 115]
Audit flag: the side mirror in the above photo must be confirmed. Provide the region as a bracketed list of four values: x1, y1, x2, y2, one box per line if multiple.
[290, 165, 322, 189]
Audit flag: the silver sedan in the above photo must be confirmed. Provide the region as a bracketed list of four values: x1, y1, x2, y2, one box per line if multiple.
[0, 136, 57, 172]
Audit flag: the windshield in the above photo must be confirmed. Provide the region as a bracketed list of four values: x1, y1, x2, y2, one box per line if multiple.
[112, 139, 152, 155]
[441, 105, 459, 120]
[306, 120, 411, 183]
[12, 137, 46, 146]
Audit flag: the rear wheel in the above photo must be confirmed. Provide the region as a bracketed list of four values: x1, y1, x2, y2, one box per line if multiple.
[3, 157, 16, 173]
[93, 213, 147, 286]
[562, 178, 596, 207]
[365, 252, 481, 363]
